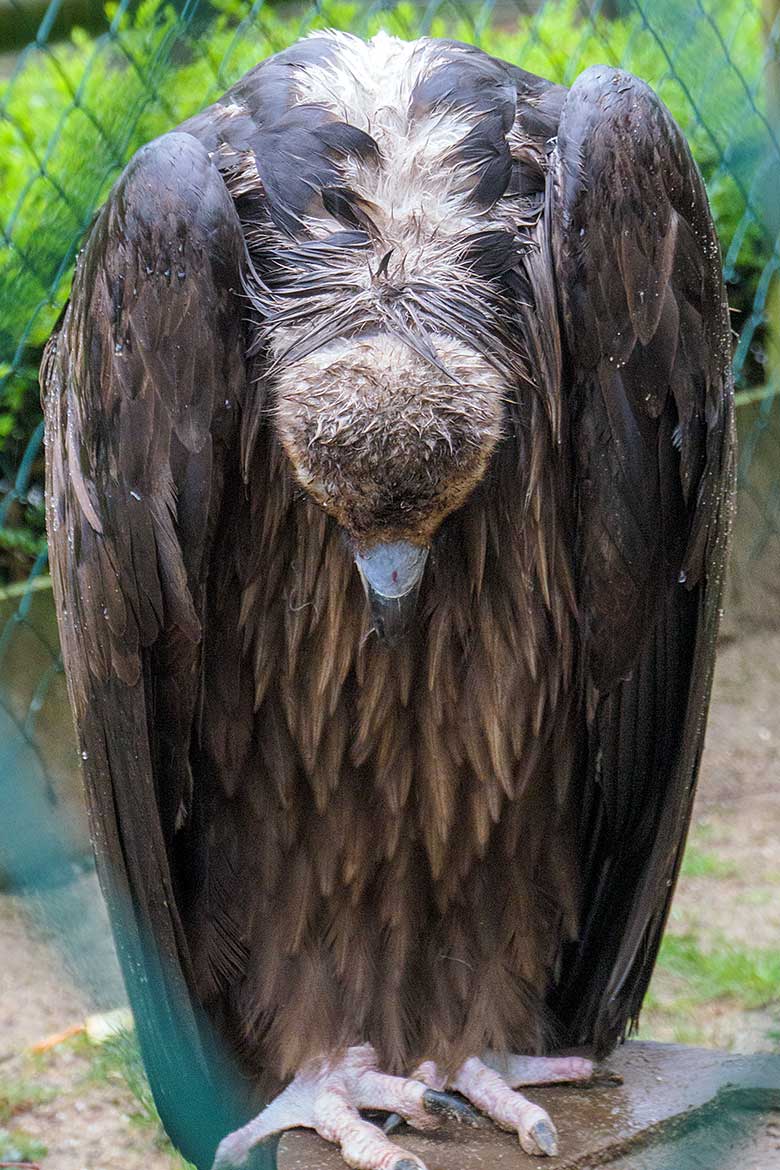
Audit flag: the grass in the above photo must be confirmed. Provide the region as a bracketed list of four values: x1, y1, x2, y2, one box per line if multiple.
[637, 830, 780, 1048]
[8, 1029, 194, 1169]
[0, 1076, 52, 1164]
[679, 846, 738, 880]
[641, 931, 780, 1047]
[0, 1125, 47, 1163]
[0, 1075, 52, 1125]
[655, 934, 780, 1010]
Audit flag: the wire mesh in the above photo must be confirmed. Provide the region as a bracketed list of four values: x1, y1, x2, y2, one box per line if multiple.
[0, 0, 777, 871]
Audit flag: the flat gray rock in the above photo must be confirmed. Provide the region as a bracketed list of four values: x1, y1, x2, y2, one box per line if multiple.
[279, 1042, 780, 1169]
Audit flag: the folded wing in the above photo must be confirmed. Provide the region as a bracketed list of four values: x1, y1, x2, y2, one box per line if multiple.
[548, 67, 735, 1052]
[42, 130, 256, 1166]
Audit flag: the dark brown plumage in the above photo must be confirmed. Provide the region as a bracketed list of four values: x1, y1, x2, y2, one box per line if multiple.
[42, 31, 735, 1170]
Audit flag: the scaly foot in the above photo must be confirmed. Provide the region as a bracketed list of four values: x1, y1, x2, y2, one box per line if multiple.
[412, 1051, 594, 1157]
[211, 1043, 478, 1170]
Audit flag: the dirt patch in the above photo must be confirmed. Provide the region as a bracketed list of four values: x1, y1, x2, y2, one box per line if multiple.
[637, 629, 780, 1051]
[675, 629, 780, 954]
[1, 628, 779, 1167]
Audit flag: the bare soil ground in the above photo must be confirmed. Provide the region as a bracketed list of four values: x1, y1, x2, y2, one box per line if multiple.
[640, 629, 780, 1050]
[1, 627, 778, 1169]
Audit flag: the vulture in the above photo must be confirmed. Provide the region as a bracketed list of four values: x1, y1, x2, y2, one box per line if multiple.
[42, 29, 735, 1170]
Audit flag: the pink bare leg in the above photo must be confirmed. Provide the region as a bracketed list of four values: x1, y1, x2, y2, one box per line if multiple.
[211, 1044, 477, 1170]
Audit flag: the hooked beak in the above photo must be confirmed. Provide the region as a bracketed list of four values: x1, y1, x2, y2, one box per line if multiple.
[355, 541, 429, 647]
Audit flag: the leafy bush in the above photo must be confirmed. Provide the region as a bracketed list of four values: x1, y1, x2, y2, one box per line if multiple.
[0, 0, 775, 576]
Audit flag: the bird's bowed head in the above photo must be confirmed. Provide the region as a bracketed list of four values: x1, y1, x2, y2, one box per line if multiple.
[274, 331, 507, 642]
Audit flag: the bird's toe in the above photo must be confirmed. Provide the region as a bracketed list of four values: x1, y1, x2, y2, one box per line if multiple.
[452, 1055, 560, 1157]
[482, 1051, 594, 1087]
[213, 1046, 439, 1170]
[211, 1129, 254, 1170]
[326, 1110, 429, 1170]
[526, 1116, 559, 1157]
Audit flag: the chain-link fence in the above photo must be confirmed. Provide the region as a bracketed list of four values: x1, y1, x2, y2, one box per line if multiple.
[0, 0, 778, 882]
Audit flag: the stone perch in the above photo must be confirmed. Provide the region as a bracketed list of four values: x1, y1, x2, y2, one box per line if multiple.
[279, 1044, 780, 1170]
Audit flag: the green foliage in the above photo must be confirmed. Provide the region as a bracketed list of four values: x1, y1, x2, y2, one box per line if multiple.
[0, 0, 776, 572]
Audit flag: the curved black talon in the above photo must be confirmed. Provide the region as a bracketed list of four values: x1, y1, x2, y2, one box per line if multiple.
[422, 1088, 481, 1127]
[382, 1111, 404, 1135]
[593, 1064, 624, 1085]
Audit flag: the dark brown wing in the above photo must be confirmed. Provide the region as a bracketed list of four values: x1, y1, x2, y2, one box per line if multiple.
[548, 67, 735, 1052]
[42, 131, 256, 1167]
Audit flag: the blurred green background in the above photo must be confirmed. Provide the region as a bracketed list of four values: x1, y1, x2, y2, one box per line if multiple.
[0, 1, 779, 1167]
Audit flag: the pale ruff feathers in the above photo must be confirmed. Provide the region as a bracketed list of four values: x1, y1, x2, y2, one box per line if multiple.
[250, 31, 539, 388]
